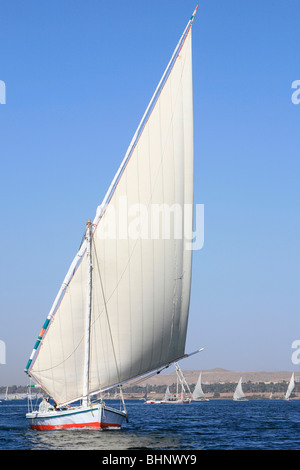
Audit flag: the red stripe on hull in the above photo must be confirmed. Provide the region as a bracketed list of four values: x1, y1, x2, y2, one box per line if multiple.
[30, 421, 122, 431]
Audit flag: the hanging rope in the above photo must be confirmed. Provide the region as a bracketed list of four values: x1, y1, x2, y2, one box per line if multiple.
[92, 239, 130, 419]
[92, 237, 122, 389]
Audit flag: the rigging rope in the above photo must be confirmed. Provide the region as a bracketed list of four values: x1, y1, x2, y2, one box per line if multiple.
[92, 239, 128, 418]
[92, 237, 122, 387]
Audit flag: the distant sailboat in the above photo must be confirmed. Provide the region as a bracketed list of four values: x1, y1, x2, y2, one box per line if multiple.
[24, 7, 200, 430]
[161, 364, 192, 404]
[145, 363, 192, 404]
[192, 373, 209, 401]
[140, 386, 148, 401]
[285, 373, 295, 401]
[233, 377, 247, 401]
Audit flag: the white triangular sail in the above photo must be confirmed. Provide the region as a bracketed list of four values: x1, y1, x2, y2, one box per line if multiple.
[164, 386, 172, 400]
[192, 373, 205, 400]
[26, 11, 196, 406]
[233, 377, 246, 400]
[285, 373, 295, 400]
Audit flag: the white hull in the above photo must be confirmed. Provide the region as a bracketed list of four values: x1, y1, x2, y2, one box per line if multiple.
[145, 398, 191, 405]
[26, 403, 126, 430]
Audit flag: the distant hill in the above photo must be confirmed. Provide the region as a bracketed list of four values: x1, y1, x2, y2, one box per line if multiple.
[133, 368, 298, 387]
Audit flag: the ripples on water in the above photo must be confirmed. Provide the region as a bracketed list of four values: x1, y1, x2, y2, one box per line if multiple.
[1, 399, 300, 450]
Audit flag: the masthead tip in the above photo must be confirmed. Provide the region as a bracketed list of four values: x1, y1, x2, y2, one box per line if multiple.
[191, 5, 199, 21]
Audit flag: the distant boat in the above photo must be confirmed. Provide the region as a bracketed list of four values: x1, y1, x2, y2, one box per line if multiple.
[145, 385, 171, 404]
[24, 7, 200, 430]
[285, 373, 295, 401]
[140, 386, 148, 401]
[233, 377, 247, 401]
[145, 364, 192, 404]
[192, 372, 209, 401]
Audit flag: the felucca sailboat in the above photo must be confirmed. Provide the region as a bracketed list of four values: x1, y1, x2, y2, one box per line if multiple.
[25, 6, 200, 430]
[285, 373, 295, 401]
[192, 372, 209, 401]
[233, 377, 247, 401]
[145, 363, 193, 404]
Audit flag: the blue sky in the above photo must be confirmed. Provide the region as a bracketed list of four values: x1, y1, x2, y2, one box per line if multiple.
[0, 0, 299, 385]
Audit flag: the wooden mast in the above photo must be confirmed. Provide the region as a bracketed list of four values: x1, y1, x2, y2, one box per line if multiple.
[83, 219, 92, 406]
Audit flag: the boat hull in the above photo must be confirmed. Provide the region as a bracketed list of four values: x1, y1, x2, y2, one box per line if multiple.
[145, 399, 191, 405]
[26, 403, 126, 430]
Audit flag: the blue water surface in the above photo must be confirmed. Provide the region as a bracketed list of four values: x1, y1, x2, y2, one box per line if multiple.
[0, 399, 299, 450]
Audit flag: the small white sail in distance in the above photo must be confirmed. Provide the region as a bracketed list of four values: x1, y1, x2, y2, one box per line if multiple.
[285, 373, 295, 400]
[192, 372, 205, 400]
[25, 6, 200, 408]
[164, 386, 172, 401]
[233, 377, 247, 401]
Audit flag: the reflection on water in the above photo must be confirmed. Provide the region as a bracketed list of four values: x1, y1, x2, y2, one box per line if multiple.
[25, 428, 181, 451]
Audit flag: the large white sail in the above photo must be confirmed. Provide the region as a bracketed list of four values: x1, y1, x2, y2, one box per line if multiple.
[285, 373, 295, 400]
[26, 13, 195, 406]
